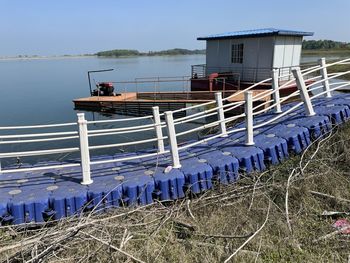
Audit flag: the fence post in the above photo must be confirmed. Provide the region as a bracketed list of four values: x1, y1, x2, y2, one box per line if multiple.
[77, 113, 93, 185]
[152, 106, 165, 153]
[272, 69, 282, 113]
[319, 57, 332, 98]
[292, 67, 316, 116]
[245, 91, 255, 146]
[215, 92, 228, 137]
[164, 111, 181, 168]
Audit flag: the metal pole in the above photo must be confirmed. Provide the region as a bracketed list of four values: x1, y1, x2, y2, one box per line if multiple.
[87, 72, 92, 95]
[245, 91, 254, 146]
[223, 78, 226, 96]
[215, 92, 228, 137]
[292, 67, 316, 116]
[164, 111, 181, 168]
[272, 69, 282, 113]
[154, 81, 157, 100]
[152, 106, 165, 153]
[319, 57, 332, 98]
[77, 113, 93, 185]
[158, 77, 160, 94]
[182, 76, 185, 92]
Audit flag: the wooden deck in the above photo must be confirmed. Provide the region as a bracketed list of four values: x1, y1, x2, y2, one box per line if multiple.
[73, 90, 272, 115]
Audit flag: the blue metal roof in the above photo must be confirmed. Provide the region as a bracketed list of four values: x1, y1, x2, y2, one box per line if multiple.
[197, 28, 314, 40]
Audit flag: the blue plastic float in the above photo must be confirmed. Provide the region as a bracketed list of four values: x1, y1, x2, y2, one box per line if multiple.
[1, 97, 349, 225]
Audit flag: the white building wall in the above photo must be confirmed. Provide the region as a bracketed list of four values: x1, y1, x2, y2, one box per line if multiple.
[273, 36, 303, 69]
[205, 35, 303, 81]
[292, 37, 302, 66]
[255, 37, 274, 80]
[206, 37, 274, 81]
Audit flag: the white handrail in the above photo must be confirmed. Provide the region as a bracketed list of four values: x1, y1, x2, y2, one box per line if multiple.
[253, 101, 304, 129]
[174, 111, 218, 125]
[87, 115, 153, 124]
[88, 126, 156, 137]
[176, 119, 221, 137]
[301, 58, 350, 77]
[0, 131, 78, 139]
[0, 122, 77, 130]
[306, 70, 350, 89]
[1, 57, 350, 187]
[171, 100, 216, 114]
[0, 135, 79, 144]
[0, 162, 81, 174]
[311, 82, 350, 100]
[223, 77, 272, 101]
[174, 104, 219, 123]
[223, 101, 245, 113]
[173, 100, 240, 124]
[0, 147, 79, 158]
[90, 150, 169, 166]
[308, 82, 350, 97]
[253, 89, 301, 115]
[88, 123, 157, 134]
[89, 137, 162, 150]
[224, 113, 245, 124]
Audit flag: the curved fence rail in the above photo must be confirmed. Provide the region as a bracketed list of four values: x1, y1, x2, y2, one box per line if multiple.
[0, 57, 349, 185]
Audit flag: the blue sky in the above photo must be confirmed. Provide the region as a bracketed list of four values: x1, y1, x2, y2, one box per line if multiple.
[1, 0, 349, 56]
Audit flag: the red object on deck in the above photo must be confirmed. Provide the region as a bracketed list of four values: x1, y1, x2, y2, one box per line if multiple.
[208, 73, 219, 80]
[208, 73, 219, 92]
[99, 82, 114, 88]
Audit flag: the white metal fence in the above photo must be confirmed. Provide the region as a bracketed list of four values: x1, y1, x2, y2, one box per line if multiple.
[0, 58, 349, 185]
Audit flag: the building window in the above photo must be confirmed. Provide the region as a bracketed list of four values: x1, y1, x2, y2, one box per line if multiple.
[231, 43, 244, 64]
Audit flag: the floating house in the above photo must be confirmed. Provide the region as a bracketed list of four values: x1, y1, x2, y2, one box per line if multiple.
[75, 28, 314, 115]
[192, 28, 314, 89]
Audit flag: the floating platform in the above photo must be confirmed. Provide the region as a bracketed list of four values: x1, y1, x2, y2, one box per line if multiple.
[1, 93, 350, 225]
[73, 90, 272, 115]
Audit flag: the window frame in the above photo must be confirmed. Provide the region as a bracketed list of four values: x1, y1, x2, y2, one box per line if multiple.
[231, 43, 244, 64]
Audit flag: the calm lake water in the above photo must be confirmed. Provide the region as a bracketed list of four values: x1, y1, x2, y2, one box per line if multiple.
[0, 55, 205, 165]
[0, 53, 344, 125]
[0, 54, 346, 165]
[0, 55, 205, 125]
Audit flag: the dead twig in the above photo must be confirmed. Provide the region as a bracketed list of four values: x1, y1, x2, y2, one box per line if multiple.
[81, 231, 145, 263]
[186, 200, 196, 220]
[285, 168, 297, 233]
[194, 232, 252, 239]
[309, 190, 350, 203]
[313, 225, 350, 243]
[223, 201, 271, 263]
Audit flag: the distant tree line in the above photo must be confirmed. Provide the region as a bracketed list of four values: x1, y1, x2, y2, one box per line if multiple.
[96, 48, 205, 57]
[147, 48, 205, 56]
[95, 40, 350, 57]
[302, 40, 350, 50]
[95, 49, 141, 57]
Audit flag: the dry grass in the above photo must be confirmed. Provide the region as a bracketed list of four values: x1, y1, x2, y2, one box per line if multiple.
[2, 123, 350, 262]
[327, 63, 350, 81]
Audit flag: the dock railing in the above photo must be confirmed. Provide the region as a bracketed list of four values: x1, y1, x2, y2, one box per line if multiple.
[191, 64, 303, 82]
[106, 76, 192, 94]
[0, 58, 350, 185]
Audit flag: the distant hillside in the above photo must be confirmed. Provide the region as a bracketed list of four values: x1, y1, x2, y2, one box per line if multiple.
[95, 48, 205, 57]
[302, 39, 350, 50]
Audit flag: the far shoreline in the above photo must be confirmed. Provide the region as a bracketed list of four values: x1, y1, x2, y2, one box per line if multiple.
[0, 55, 95, 61]
[1, 50, 349, 62]
[0, 53, 206, 61]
